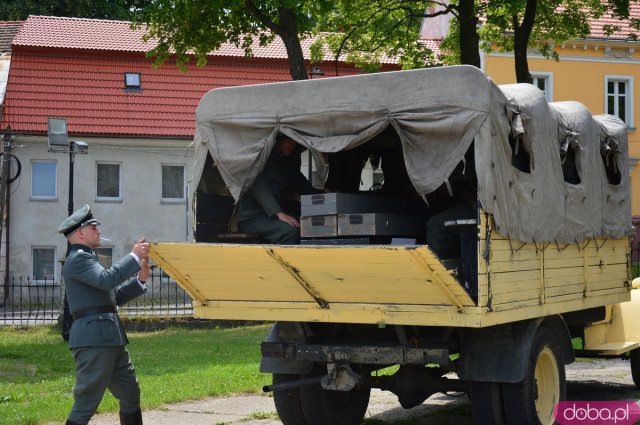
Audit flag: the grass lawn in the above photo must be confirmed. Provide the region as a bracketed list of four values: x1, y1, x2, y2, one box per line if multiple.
[0, 323, 272, 425]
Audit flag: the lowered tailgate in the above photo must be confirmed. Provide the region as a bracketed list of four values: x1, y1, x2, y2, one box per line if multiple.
[150, 243, 476, 326]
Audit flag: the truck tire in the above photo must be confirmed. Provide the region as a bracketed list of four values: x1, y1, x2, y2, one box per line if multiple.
[469, 381, 506, 425]
[272, 374, 309, 425]
[630, 348, 640, 388]
[299, 379, 370, 425]
[502, 326, 566, 425]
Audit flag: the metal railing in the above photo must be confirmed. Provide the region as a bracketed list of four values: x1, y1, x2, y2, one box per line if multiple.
[0, 268, 193, 325]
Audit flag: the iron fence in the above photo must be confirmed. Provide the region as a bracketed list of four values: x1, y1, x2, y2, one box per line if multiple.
[0, 267, 193, 325]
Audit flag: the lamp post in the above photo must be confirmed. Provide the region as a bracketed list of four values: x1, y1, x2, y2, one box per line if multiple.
[47, 117, 88, 341]
[66, 140, 89, 216]
[47, 118, 88, 217]
[307, 65, 325, 182]
[309, 65, 325, 79]
[68, 141, 75, 216]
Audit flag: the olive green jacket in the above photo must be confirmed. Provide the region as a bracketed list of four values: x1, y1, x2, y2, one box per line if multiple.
[237, 148, 315, 223]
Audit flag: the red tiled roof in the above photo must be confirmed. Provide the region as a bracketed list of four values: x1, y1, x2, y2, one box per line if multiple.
[1, 15, 399, 138]
[588, 4, 640, 40]
[12, 16, 399, 63]
[1, 54, 368, 138]
[12, 16, 152, 52]
[0, 14, 432, 140]
[421, 39, 443, 55]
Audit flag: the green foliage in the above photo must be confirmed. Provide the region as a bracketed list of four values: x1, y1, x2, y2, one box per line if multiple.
[312, 1, 438, 70]
[133, 0, 334, 77]
[572, 336, 583, 350]
[439, 16, 462, 65]
[0, 324, 271, 425]
[0, 0, 146, 20]
[243, 411, 280, 420]
[479, 0, 630, 59]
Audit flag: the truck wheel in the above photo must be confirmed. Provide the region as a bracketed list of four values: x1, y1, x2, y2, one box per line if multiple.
[272, 374, 309, 425]
[469, 381, 506, 425]
[299, 380, 370, 425]
[630, 348, 640, 388]
[502, 327, 566, 425]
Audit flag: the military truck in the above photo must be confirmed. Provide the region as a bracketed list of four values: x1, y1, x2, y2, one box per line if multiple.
[149, 65, 640, 425]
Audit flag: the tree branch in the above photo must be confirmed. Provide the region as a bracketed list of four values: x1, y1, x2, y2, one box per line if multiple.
[244, 0, 280, 34]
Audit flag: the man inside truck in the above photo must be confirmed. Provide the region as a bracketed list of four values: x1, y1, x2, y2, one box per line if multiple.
[237, 134, 320, 244]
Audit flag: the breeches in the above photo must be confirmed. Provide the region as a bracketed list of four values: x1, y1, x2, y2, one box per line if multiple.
[239, 215, 300, 244]
[68, 346, 140, 424]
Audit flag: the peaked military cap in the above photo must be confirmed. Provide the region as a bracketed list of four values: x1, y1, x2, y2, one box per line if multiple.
[57, 204, 101, 237]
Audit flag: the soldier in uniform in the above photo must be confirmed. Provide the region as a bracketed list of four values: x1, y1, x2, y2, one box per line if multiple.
[237, 134, 320, 243]
[58, 204, 150, 425]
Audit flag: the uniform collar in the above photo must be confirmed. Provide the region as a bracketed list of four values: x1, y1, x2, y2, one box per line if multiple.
[70, 244, 94, 255]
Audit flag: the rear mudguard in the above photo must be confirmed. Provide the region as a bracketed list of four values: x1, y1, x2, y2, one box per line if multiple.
[259, 322, 314, 375]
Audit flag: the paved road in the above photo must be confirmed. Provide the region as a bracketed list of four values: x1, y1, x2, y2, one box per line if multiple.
[89, 358, 640, 425]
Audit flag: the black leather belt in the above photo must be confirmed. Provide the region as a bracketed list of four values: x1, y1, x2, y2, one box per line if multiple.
[72, 305, 116, 320]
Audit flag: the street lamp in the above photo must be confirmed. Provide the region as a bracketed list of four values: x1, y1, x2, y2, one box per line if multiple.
[47, 117, 88, 216]
[309, 65, 325, 79]
[305, 66, 325, 183]
[47, 117, 88, 341]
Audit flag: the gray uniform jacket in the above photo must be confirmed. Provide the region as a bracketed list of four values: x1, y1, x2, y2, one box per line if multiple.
[237, 148, 316, 222]
[63, 244, 145, 349]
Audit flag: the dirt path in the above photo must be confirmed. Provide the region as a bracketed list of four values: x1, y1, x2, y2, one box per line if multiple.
[89, 358, 640, 425]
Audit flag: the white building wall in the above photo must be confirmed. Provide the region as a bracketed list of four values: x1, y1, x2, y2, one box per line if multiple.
[0, 53, 11, 105]
[9, 135, 193, 280]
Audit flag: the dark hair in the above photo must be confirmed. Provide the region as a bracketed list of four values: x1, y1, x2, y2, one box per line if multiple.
[276, 133, 293, 143]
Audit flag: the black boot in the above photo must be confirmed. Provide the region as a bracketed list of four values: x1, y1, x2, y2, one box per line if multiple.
[119, 409, 143, 425]
[65, 420, 83, 425]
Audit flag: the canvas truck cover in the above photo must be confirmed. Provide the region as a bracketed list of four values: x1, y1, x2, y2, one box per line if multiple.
[192, 65, 631, 244]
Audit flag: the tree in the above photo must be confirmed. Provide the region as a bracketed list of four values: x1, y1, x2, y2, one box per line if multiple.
[312, 1, 481, 70]
[319, 0, 639, 82]
[310, 1, 439, 72]
[134, 0, 334, 80]
[480, 0, 638, 83]
[134, 1, 481, 79]
[0, 0, 146, 21]
[134, 0, 639, 84]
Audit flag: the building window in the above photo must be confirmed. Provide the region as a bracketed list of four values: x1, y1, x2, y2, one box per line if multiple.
[95, 247, 113, 268]
[31, 160, 57, 200]
[162, 165, 185, 200]
[32, 247, 55, 284]
[605, 76, 633, 127]
[531, 72, 553, 102]
[125, 72, 141, 90]
[97, 163, 121, 200]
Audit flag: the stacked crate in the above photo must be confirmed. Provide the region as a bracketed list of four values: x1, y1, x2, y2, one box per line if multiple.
[300, 193, 426, 244]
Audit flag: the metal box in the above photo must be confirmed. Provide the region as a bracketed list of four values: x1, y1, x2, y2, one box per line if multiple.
[337, 213, 426, 237]
[300, 215, 338, 237]
[301, 237, 372, 245]
[301, 193, 405, 216]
